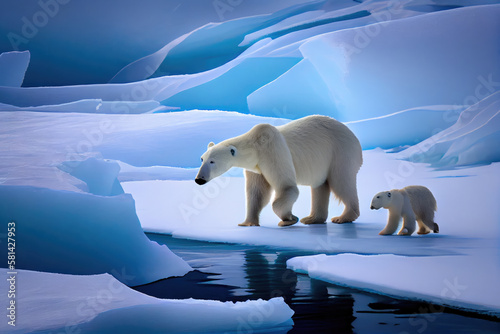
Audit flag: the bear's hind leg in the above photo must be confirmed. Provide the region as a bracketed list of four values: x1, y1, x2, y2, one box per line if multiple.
[300, 182, 329, 225]
[416, 219, 431, 235]
[329, 170, 360, 224]
[419, 211, 439, 233]
[272, 186, 299, 227]
[239, 170, 272, 227]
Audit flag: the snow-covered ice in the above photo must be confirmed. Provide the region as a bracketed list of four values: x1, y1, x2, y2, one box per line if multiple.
[0, 269, 293, 333]
[287, 251, 500, 316]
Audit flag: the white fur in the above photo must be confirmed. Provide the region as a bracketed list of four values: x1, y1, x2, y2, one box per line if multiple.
[370, 185, 439, 236]
[196, 115, 363, 227]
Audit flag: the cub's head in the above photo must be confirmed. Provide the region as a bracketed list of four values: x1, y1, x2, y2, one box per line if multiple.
[195, 142, 238, 185]
[370, 191, 392, 210]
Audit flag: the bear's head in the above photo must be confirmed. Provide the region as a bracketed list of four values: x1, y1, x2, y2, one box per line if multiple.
[195, 142, 238, 185]
[370, 191, 392, 210]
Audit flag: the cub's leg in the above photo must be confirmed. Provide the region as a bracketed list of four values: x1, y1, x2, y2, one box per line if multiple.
[419, 211, 439, 233]
[416, 219, 431, 235]
[239, 170, 272, 227]
[399, 213, 416, 235]
[300, 181, 329, 225]
[379, 210, 401, 235]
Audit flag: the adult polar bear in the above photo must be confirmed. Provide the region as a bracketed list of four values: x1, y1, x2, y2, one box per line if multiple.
[195, 115, 363, 227]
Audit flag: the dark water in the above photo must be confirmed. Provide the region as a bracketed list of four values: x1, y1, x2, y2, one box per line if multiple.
[135, 234, 500, 334]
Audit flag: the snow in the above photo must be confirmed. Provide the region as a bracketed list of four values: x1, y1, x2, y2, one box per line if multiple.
[0, 269, 293, 333]
[0, 186, 192, 286]
[0, 51, 30, 87]
[124, 149, 500, 242]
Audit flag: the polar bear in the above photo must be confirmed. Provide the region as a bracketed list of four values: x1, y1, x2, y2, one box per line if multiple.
[195, 115, 363, 227]
[370, 186, 439, 236]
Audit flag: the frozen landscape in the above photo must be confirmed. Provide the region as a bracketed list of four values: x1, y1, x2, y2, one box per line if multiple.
[0, 0, 499, 332]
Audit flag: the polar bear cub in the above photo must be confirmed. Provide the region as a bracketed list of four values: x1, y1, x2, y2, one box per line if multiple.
[370, 186, 439, 236]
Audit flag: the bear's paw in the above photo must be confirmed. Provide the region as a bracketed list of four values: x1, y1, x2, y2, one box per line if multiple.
[238, 221, 260, 227]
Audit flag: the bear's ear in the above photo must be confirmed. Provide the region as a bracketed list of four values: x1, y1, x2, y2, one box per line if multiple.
[387, 192, 391, 198]
[207, 142, 215, 149]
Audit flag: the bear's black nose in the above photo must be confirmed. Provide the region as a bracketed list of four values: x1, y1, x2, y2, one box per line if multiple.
[370, 205, 375, 210]
[195, 178, 207, 185]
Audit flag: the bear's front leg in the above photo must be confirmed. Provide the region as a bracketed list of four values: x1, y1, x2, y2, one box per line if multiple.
[379, 211, 401, 235]
[398, 214, 416, 236]
[272, 185, 299, 227]
[239, 170, 272, 227]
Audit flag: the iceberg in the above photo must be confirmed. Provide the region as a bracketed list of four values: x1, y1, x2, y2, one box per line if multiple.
[59, 157, 124, 196]
[345, 105, 465, 150]
[283, 4, 500, 121]
[0, 185, 192, 285]
[162, 57, 300, 113]
[2, 4, 497, 122]
[2, 0, 312, 86]
[111, 1, 325, 83]
[247, 58, 338, 119]
[0, 50, 30, 87]
[399, 91, 500, 167]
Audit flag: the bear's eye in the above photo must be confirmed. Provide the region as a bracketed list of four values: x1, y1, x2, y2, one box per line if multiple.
[201, 158, 203, 162]
[376, 196, 380, 199]
[230, 148, 235, 156]
[210, 160, 214, 164]
[387, 192, 391, 198]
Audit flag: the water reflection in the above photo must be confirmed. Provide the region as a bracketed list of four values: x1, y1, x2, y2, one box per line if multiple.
[243, 249, 356, 333]
[244, 250, 297, 302]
